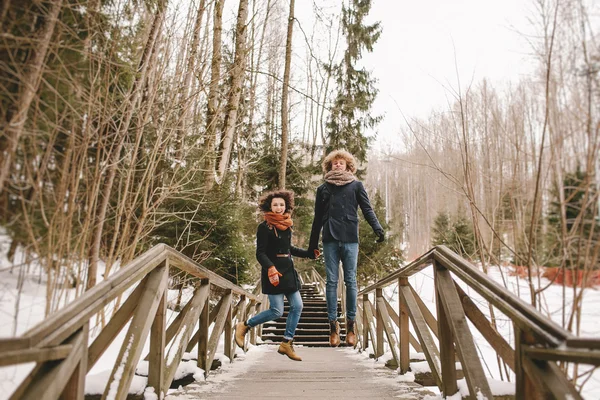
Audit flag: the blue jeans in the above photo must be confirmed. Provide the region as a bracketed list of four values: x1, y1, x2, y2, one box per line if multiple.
[323, 241, 359, 321]
[246, 290, 303, 340]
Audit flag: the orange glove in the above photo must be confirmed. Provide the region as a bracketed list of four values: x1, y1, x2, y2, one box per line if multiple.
[268, 266, 283, 286]
[313, 249, 321, 259]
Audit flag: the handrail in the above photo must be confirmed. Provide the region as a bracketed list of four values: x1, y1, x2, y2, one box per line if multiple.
[0, 244, 262, 400]
[359, 245, 575, 344]
[355, 245, 599, 399]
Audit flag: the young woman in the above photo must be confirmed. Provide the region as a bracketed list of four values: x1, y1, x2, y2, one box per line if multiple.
[235, 190, 317, 361]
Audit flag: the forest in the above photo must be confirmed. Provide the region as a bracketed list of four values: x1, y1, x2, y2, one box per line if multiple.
[0, 0, 598, 343]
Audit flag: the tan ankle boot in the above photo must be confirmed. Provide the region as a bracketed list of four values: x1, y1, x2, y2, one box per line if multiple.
[345, 319, 357, 348]
[329, 320, 340, 347]
[235, 321, 249, 348]
[278, 340, 302, 361]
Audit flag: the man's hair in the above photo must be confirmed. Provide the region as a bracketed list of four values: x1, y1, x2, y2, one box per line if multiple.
[258, 189, 295, 213]
[322, 149, 357, 173]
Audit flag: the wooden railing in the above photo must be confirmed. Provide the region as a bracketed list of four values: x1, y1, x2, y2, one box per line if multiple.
[356, 245, 600, 399]
[0, 244, 262, 400]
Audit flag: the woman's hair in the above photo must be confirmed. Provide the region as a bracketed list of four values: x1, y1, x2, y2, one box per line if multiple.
[322, 149, 357, 173]
[258, 189, 295, 213]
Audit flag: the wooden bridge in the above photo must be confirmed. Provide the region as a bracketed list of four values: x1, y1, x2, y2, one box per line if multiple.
[1, 244, 599, 399]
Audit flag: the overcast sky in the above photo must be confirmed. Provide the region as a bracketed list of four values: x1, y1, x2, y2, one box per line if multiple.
[325, 0, 538, 151]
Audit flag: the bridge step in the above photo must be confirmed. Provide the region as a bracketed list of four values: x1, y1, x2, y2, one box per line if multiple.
[261, 283, 345, 347]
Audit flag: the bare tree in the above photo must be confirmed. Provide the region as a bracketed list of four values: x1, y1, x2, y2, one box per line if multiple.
[278, 0, 295, 189]
[0, 0, 64, 192]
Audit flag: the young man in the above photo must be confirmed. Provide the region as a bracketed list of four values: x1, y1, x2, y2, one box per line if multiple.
[308, 150, 384, 347]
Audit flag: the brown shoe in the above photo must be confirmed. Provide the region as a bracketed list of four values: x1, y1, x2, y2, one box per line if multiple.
[329, 320, 340, 347]
[235, 321, 249, 348]
[278, 340, 302, 361]
[345, 319, 357, 348]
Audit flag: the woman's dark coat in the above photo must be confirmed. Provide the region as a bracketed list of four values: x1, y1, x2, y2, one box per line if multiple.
[256, 221, 310, 294]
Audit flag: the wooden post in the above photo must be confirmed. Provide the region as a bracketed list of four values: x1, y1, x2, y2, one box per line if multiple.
[197, 281, 210, 373]
[249, 301, 258, 345]
[363, 293, 370, 349]
[436, 266, 493, 399]
[61, 323, 88, 400]
[224, 290, 234, 362]
[375, 288, 384, 358]
[515, 326, 539, 399]
[435, 262, 458, 397]
[398, 277, 410, 374]
[148, 288, 167, 397]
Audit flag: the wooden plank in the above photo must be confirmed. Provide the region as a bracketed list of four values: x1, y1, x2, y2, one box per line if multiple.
[514, 327, 534, 399]
[0, 344, 73, 367]
[376, 297, 399, 368]
[224, 296, 233, 361]
[522, 356, 582, 400]
[400, 285, 442, 387]
[355, 303, 364, 350]
[363, 296, 378, 353]
[436, 268, 493, 400]
[435, 265, 458, 397]
[375, 288, 384, 358]
[12, 327, 86, 400]
[197, 288, 210, 373]
[409, 332, 423, 353]
[205, 291, 233, 377]
[61, 323, 88, 400]
[186, 289, 225, 353]
[0, 337, 32, 353]
[87, 280, 144, 371]
[455, 282, 515, 371]
[383, 285, 422, 354]
[358, 248, 435, 294]
[148, 288, 167, 397]
[248, 301, 258, 345]
[398, 278, 410, 374]
[409, 285, 439, 338]
[165, 247, 258, 300]
[163, 281, 210, 389]
[434, 249, 568, 345]
[102, 263, 169, 400]
[566, 337, 600, 350]
[28, 244, 168, 347]
[525, 346, 600, 365]
[362, 294, 370, 350]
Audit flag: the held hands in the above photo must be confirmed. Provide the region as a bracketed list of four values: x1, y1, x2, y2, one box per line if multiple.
[268, 266, 283, 286]
[376, 230, 385, 243]
[308, 249, 321, 259]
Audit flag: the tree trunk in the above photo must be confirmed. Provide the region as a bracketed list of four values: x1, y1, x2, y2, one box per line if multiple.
[177, 0, 207, 160]
[278, 0, 295, 189]
[203, 0, 225, 191]
[0, 0, 63, 193]
[87, 2, 166, 290]
[215, 0, 249, 185]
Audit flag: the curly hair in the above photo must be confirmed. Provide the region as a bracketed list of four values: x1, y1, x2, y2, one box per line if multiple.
[322, 149, 357, 174]
[258, 189, 295, 213]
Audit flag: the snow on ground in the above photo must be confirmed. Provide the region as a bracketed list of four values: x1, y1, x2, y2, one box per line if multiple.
[1, 227, 599, 399]
[375, 264, 600, 398]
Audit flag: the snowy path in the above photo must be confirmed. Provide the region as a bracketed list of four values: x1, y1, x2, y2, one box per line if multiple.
[165, 345, 437, 399]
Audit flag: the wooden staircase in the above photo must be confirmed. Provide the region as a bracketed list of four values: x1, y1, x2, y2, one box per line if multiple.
[261, 283, 347, 347]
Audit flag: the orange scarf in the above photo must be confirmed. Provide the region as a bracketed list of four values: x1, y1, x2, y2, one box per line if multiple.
[264, 212, 293, 236]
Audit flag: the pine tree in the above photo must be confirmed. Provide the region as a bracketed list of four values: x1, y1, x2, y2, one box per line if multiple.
[325, 0, 382, 164]
[431, 211, 476, 258]
[547, 167, 599, 269]
[357, 191, 400, 285]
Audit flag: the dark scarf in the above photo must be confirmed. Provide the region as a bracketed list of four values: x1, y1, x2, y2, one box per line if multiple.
[324, 170, 356, 186]
[264, 212, 293, 236]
